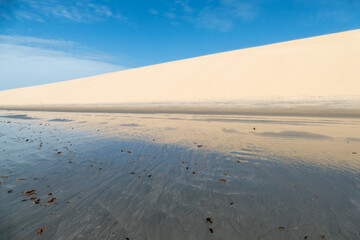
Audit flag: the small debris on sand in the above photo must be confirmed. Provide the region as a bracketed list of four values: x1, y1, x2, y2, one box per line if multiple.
[192, 171, 198, 174]
[7, 189, 13, 193]
[34, 198, 40, 204]
[16, 178, 26, 180]
[48, 197, 57, 204]
[219, 178, 227, 183]
[37, 226, 47, 235]
[23, 190, 36, 196]
[209, 228, 214, 234]
[206, 217, 213, 224]
[130, 172, 136, 175]
[148, 174, 152, 178]
[277, 226, 285, 231]
[197, 145, 203, 148]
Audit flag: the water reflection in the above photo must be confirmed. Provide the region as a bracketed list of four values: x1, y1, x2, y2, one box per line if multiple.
[0, 114, 38, 120]
[256, 131, 332, 139]
[49, 118, 73, 122]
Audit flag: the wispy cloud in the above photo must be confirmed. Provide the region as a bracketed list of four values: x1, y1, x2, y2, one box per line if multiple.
[314, 0, 360, 23]
[0, 0, 16, 21]
[14, 10, 44, 22]
[0, 35, 76, 48]
[3, 0, 127, 23]
[0, 35, 127, 91]
[220, 0, 256, 20]
[174, 0, 194, 14]
[160, 0, 257, 32]
[149, 8, 159, 15]
[192, 7, 234, 32]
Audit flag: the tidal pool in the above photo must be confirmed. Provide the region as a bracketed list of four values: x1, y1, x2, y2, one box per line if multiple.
[0, 110, 359, 240]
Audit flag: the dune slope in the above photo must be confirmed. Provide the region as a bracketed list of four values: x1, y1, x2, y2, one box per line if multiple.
[0, 29, 359, 116]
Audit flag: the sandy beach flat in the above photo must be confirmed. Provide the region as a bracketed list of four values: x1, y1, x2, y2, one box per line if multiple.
[0, 110, 359, 239]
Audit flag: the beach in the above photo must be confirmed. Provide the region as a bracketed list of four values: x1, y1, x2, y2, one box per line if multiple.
[1, 110, 359, 239]
[1, 1, 359, 239]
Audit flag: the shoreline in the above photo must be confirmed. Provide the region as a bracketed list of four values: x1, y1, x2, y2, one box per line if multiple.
[1, 104, 360, 118]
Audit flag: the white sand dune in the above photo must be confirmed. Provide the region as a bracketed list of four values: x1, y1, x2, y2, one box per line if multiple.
[0, 29, 359, 116]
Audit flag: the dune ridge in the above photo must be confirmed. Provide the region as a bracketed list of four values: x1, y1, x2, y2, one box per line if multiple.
[0, 29, 359, 116]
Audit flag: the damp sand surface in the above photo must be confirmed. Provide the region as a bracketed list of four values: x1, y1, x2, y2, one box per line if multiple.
[0, 110, 359, 240]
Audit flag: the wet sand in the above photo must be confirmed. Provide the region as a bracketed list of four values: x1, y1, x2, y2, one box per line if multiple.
[0, 110, 359, 239]
[1, 96, 360, 118]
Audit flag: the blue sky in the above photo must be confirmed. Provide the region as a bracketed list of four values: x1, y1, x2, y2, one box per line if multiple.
[0, 0, 359, 90]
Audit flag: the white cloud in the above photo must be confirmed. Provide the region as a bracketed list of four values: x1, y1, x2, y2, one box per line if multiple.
[193, 0, 256, 31]
[174, 0, 194, 14]
[8, 0, 127, 23]
[149, 8, 159, 15]
[194, 7, 234, 32]
[220, 0, 256, 20]
[14, 11, 44, 22]
[0, 37, 127, 91]
[164, 11, 177, 19]
[0, 35, 76, 48]
[163, 0, 257, 32]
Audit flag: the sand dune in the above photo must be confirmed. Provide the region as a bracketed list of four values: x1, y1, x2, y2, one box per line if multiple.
[0, 29, 359, 116]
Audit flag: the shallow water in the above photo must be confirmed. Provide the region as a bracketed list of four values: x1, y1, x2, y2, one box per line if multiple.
[0, 110, 359, 240]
